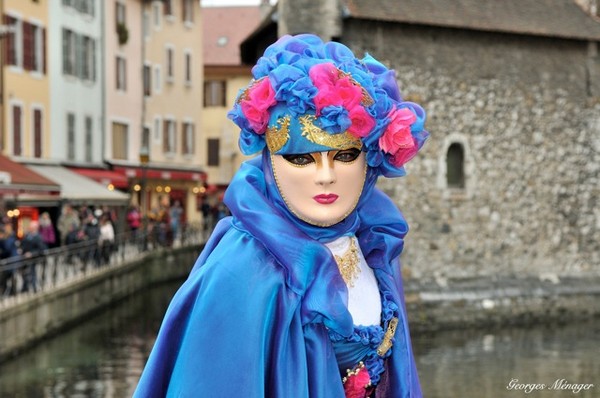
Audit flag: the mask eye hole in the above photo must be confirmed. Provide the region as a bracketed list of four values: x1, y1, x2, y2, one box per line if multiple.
[282, 153, 315, 166]
[333, 148, 361, 163]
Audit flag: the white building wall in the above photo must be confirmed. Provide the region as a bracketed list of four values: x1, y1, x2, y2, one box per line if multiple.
[48, 1, 104, 165]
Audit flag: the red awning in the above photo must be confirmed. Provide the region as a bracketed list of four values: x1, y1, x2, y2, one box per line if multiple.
[0, 155, 61, 195]
[113, 165, 207, 183]
[68, 167, 130, 189]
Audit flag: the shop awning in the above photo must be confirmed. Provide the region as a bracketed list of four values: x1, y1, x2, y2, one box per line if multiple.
[68, 167, 130, 189]
[0, 155, 61, 196]
[112, 165, 207, 183]
[26, 165, 130, 206]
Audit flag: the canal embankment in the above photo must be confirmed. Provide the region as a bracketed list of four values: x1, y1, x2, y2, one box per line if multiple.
[0, 244, 202, 363]
[1, 247, 599, 363]
[405, 273, 600, 332]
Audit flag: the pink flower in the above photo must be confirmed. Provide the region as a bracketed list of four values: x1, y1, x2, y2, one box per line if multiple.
[241, 101, 270, 134]
[343, 366, 373, 398]
[241, 78, 277, 134]
[308, 62, 338, 88]
[336, 76, 363, 110]
[347, 106, 375, 137]
[379, 107, 417, 166]
[313, 86, 342, 115]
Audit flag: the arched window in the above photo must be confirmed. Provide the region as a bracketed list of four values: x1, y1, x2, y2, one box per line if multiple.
[446, 143, 465, 188]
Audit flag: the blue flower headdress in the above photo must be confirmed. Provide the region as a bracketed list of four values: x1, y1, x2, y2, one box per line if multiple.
[228, 34, 428, 178]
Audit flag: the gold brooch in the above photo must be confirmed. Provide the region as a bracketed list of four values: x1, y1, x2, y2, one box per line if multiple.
[334, 238, 361, 287]
[376, 317, 399, 356]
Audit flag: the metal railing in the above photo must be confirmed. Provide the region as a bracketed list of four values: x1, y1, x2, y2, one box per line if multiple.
[0, 222, 206, 302]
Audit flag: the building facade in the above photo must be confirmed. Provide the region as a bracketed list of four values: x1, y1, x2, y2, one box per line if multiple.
[243, 0, 600, 278]
[2, 0, 50, 161]
[202, 6, 261, 203]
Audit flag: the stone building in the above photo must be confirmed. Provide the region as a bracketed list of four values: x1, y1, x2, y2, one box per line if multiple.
[241, 0, 600, 279]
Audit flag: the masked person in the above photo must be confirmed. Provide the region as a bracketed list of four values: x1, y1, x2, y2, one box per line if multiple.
[134, 34, 429, 398]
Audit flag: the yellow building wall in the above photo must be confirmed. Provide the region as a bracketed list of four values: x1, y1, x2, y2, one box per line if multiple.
[202, 74, 254, 185]
[3, 0, 50, 159]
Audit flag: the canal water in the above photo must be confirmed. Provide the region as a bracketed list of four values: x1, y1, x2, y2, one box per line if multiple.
[0, 281, 598, 398]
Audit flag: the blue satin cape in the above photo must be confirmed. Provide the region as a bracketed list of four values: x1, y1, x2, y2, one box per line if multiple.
[133, 153, 421, 397]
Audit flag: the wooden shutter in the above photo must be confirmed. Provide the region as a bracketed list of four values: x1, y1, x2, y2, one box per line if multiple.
[34, 109, 42, 158]
[12, 106, 22, 156]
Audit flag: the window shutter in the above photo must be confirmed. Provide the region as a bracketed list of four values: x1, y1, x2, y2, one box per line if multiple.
[34, 109, 42, 158]
[5, 16, 16, 66]
[23, 22, 31, 71]
[12, 106, 22, 156]
[42, 27, 47, 74]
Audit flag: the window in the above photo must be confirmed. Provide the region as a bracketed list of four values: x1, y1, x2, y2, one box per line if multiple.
[182, 122, 194, 155]
[153, 116, 162, 143]
[81, 36, 96, 81]
[164, 0, 173, 16]
[143, 10, 150, 38]
[446, 143, 465, 189]
[184, 51, 192, 85]
[62, 28, 76, 75]
[116, 56, 127, 90]
[112, 122, 128, 160]
[11, 104, 23, 156]
[143, 63, 152, 96]
[207, 138, 220, 166]
[152, 2, 161, 28]
[33, 108, 43, 158]
[23, 22, 45, 73]
[204, 80, 226, 107]
[115, 2, 126, 26]
[85, 116, 93, 162]
[142, 126, 151, 156]
[67, 113, 76, 160]
[154, 64, 162, 93]
[163, 119, 176, 154]
[5, 16, 22, 67]
[182, 0, 194, 24]
[165, 46, 174, 82]
[79, 0, 95, 16]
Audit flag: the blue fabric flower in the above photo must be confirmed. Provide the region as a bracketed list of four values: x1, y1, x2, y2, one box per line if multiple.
[319, 106, 351, 133]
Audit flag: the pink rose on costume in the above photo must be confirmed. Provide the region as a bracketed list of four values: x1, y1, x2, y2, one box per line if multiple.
[379, 106, 417, 166]
[241, 78, 277, 134]
[343, 366, 374, 398]
[347, 106, 375, 137]
[336, 76, 363, 110]
[308, 62, 338, 88]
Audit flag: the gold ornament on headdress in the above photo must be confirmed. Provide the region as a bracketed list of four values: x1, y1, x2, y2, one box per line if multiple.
[299, 115, 363, 150]
[265, 114, 363, 153]
[265, 115, 291, 153]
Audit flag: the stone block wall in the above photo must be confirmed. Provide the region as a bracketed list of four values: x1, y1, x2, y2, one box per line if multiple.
[344, 21, 600, 279]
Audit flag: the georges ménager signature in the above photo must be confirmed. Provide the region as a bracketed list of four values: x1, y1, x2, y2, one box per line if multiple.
[507, 378, 595, 394]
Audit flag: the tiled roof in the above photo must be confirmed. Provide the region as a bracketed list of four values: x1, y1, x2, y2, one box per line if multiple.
[203, 6, 262, 66]
[344, 0, 600, 40]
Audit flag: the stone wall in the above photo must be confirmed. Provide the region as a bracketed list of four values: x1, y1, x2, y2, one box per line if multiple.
[343, 20, 600, 279]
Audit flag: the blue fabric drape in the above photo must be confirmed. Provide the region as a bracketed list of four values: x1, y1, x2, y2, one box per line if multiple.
[133, 153, 421, 397]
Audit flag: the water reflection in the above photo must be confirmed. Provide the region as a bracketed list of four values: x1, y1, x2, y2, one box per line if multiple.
[0, 281, 598, 397]
[0, 281, 179, 398]
[413, 320, 600, 397]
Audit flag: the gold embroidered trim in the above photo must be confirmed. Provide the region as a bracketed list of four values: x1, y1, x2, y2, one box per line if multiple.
[334, 238, 361, 287]
[376, 317, 399, 357]
[266, 116, 291, 153]
[299, 115, 363, 150]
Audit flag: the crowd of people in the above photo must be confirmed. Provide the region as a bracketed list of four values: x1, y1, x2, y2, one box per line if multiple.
[0, 204, 118, 296]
